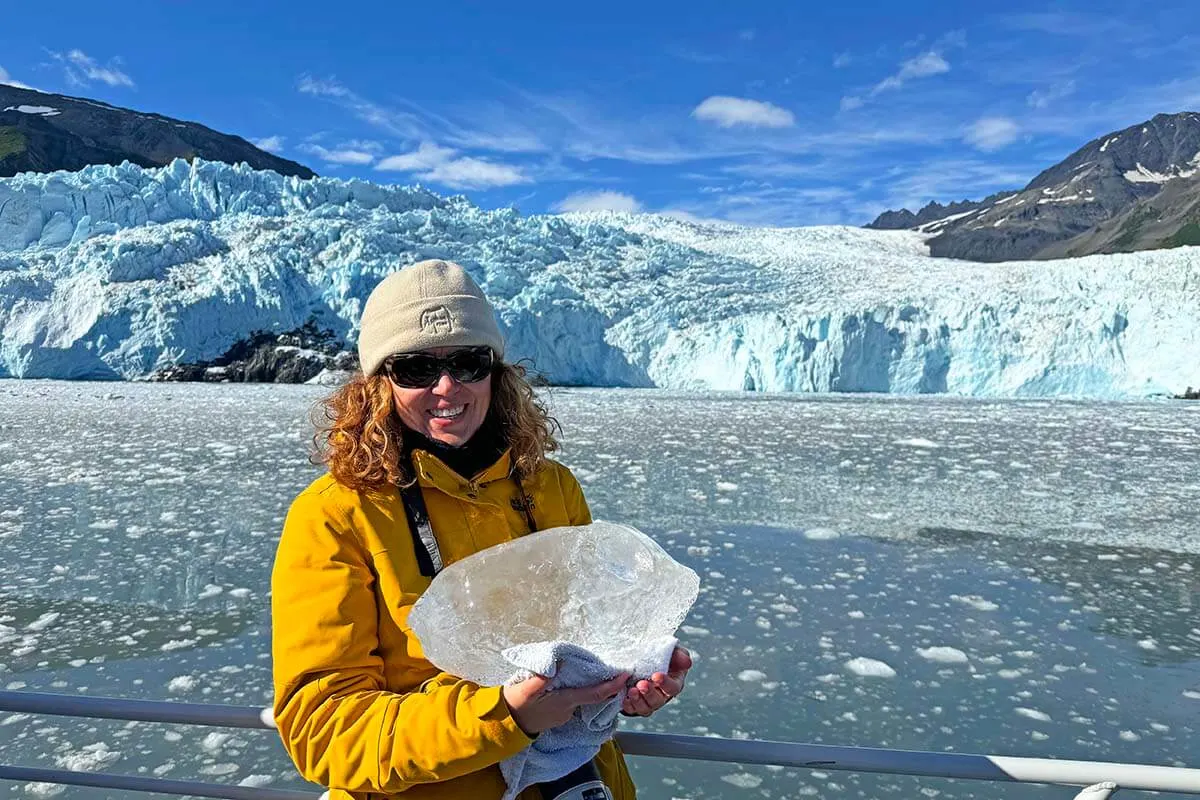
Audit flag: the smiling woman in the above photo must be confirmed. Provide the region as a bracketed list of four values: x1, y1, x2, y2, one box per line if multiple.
[270, 259, 691, 800]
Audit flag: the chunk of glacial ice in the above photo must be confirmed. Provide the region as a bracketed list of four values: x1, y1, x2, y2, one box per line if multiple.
[407, 521, 700, 686]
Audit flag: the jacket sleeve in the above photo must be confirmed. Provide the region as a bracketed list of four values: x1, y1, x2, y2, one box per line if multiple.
[270, 489, 533, 794]
[559, 464, 594, 526]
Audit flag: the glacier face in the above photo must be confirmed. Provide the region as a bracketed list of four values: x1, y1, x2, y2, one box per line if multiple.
[1, 159, 1197, 396]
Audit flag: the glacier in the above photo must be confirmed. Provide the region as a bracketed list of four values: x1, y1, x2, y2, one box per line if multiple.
[0, 158, 1197, 396]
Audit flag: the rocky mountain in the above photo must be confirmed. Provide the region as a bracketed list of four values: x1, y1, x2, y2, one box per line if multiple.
[0, 84, 314, 179]
[868, 112, 1200, 261]
[868, 193, 1013, 231]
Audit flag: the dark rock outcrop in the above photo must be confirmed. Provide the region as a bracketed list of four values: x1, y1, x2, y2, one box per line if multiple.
[152, 319, 356, 384]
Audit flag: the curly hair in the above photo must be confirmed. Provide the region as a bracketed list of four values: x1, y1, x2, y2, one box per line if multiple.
[310, 361, 560, 491]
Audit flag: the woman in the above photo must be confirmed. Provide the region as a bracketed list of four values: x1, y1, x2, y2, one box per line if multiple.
[271, 259, 691, 800]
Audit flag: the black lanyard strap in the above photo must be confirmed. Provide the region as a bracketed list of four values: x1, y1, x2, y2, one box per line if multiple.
[401, 468, 538, 578]
[399, 478, 442, 578]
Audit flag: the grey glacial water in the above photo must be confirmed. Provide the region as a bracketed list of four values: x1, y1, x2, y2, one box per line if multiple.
[0, 381, 1198, 800]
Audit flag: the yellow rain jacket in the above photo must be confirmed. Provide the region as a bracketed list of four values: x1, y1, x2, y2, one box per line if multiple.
[271, 448, 637, 800]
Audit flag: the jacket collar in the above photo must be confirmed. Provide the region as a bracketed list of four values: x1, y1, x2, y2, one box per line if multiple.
[410, 447, 514, 496]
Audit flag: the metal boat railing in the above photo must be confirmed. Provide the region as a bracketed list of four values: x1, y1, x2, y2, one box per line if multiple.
[2, 690, 1199, 800]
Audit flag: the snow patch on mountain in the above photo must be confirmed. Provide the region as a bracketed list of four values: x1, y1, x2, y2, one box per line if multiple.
[1, 159, 1198, 396]
[3, 105, 60, 116]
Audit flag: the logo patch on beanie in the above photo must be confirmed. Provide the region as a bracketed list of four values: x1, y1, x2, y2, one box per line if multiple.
[420, 306, 454, 334]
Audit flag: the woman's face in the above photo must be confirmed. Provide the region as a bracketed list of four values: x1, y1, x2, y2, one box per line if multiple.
[388, 347, 493, 446]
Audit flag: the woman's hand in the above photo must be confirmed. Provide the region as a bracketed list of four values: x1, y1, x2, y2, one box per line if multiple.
[502, 671, 630, 735]
[622, 646, 692, 718]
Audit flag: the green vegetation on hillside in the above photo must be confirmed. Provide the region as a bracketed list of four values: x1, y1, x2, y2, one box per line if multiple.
[1110, 206, 1155, 251]
[1164, 222, 1200, 248]
[0, 127, 27, 161]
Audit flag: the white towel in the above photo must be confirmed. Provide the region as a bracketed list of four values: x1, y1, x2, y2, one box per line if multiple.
[498, 637, 677, 800]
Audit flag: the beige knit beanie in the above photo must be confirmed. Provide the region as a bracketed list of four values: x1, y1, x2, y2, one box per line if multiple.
[356, 259, 505, 376]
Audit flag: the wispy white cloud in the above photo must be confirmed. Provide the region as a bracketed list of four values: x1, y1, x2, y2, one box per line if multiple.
[673, 184, 865, 227]
[665, 45, 731, 65]
[833, 52, 852, 68]
[299, 143, 376, 165]
[51, 50, 134, 88]
[375, 141, 528, 189]
[299, 75, 548, 158]
[692, 96, 795, 128]
[554, 190, 642, 213]
[375, 141, 457, 172]
[341, 139, 383, 153]
[298, 75, 429, 140]
[880, 158, 1032, 211]
[936, 29, 968, 49]
[739, 29, 757, 41]
[297, 76, 351, 97]
[964, 116, 1020, 151]
[872, 51, 950, 94]
[253, 136, 285, 153]
[420, 157, 529, 189]
[998, 11, 1134, 38]
[1026, 80, 1077, 109]
[0, 66, 34, 90]
[839, 95, 864, 112]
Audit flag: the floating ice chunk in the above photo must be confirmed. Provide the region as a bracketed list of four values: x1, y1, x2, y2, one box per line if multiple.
[845, 657, 896, 678]
[916, 647, 969, 664]
[1119, 730, 1141, 742]
[803, 527, 840, 540]
[1015, 708, 1052, 722]
[738, 670, 767, 682]
[720, 772, 763, 788]
[200, 732, 232, 754]
[167, 675, 198, 693]
[408, 521, 699, 686]
[25, 612, 60, 631]
[951, 594, 999, 611]
[199, 763, 239, 776]
[894, 438, 940, 448]
[55, 742, 121, 771]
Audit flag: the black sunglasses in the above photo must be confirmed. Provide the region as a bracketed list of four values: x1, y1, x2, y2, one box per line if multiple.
[383, 346, 495, 388]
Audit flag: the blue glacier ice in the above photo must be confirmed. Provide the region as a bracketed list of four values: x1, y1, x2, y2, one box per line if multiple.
[1, 158, 1197, 396]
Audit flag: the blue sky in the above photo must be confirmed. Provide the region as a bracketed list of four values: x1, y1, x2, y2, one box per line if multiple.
[3, 1, 1199, 226]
